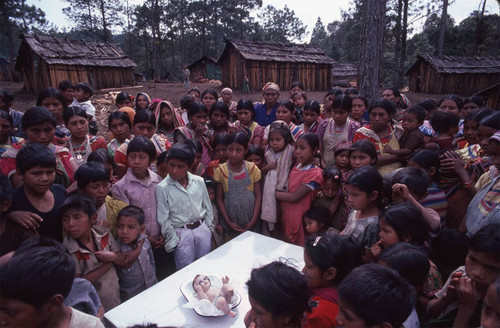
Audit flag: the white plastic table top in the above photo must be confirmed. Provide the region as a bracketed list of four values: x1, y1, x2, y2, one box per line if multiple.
[104, 231, 305, 328]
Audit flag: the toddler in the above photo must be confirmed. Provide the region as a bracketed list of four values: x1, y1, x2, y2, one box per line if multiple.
[385, 105, 425, 159]
[71, 82, 97, 135]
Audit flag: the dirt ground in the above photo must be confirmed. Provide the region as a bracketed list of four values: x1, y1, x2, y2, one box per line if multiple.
[1, 81, 447, 141]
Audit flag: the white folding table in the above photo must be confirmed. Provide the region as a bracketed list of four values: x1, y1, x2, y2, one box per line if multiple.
[104, 231, 304, 328]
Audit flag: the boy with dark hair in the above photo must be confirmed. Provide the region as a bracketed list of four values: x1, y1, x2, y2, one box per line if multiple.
[391, 167, 441, 235]
[58, 80, 75, 106]
[71, 82, 98, 135]
[60, 194, 121, 311]
[337, 263, 416, 328]
[74, 161, 128, 236]
[430, 110, 460, 151]
[0, 174, 37, 265]
[115, 205, 157, 300]
[156, 142, 214, 270]
[7, 143, 66, 242]
[426, 223, 500, 327]
[0, 88, 23, 136]
[0, 238, 104, 327]
[111, 136, 165, 278]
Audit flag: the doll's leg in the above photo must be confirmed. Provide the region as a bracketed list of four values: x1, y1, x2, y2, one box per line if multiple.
[216, 296, 237, 317]
[221, 284, 234, 302]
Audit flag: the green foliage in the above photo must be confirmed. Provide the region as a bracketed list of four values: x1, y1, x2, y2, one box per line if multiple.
[258, 5, 306, 43]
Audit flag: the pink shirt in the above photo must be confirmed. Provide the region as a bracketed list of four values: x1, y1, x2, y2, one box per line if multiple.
[111, 168, 162, 237]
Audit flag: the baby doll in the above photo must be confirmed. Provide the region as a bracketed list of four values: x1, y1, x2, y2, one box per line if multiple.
[193, 274, 236, 317]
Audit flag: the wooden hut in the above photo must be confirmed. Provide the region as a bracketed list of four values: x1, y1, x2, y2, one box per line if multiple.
[476, 82, 500, 110]
[15, 34, 137, 93]
[218, 39, 335, 92]
[188, 56, 221, 81]
[406, 54, 500, 95]
[331, 63, 358, 87]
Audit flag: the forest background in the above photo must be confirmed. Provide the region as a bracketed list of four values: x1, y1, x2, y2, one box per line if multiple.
[1, 0, 499, 91]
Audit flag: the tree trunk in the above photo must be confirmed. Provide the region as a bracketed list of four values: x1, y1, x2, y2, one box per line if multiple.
[393, 0, 403, 88]
[358, 0, 386, 103]
[180, 0, 186, 66]
[99, 0, 109, 41]
[438, 0, 448, 56]
[398, 0, 408, 88]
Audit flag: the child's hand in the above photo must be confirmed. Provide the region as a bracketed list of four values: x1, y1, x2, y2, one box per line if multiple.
[148, 235, 165, 249]
[195, 122, 206, 138]
[216, 224, 224, 234]
[94, 251, 118, 263]
[444, 271, 463, 301]
[384, 145, 394, 154]
[456, 277, 480, 310]
[370, 241, 383, 259]
[439, 151, 465, 173]
[222, 276, 230, 284]
[8, 211, 43, 229]
[193, 283, 203, 293]
[392, 183, 410, 202]
[227, 221, 244, 232]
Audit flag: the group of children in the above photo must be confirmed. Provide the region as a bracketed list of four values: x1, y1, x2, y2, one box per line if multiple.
[0, 79, 499, 327]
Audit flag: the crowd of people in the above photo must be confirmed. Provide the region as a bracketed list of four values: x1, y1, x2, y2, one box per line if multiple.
[0, 79, 499, 327]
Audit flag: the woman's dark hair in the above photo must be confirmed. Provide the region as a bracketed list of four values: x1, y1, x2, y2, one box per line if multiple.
[344, 88, 359, 95]
[21, 106, 57, 130]
[381, 202, 429, 245]
[345, 166, 384, 211]
[409, 150, 440, 183]
[0, 110, 13, 127]
[201, 88, 218, 101]
[304, 100, 321, 114]
[368, 98, 396, 117]
[166, 142, 196, 167]
[277, 100, 295, 113]
[226, 131, 249, 149]
[269, 121, 293, 145]
[349, 140, 378, 166]
[471, 108, 494, 124]
[379, 243, 430, 288]
[62, 106, 87, 125]
[332, 94, 353, 113]
[134, 109, 156, 126]
[213, 132, 229, 148]
[58, 80, 74, 91]
[16, 143, 56, 174]
[108, 111, 132, 129]
[36, 87, 68, 111]
[127, 135, 156, 161]
[246, 261, 310, 325]
[416, 98, 438, 112]
[438, 94, 463, 109]
[328, 88, 343, 97]
[297, 132, 319, 150]
[245, 144, 265, 160]
[352, 95, 368, 108]
[209, 101, 229, 119]
[479, 112, 500, 130]
[462, 95, 483, 108]
[187, 101, 208, 118]
[236, 99, 255, 119]
[87, 148, 113, 166]
[305, 234, 363, 284]
[115, 92, 131, 105]
[74, 161, 110, 190]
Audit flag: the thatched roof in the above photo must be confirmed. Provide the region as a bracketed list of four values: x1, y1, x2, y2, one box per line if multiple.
[331, 63, 358, 77]
[220, 39, 335, 65]
[19, 34, 136, 68]
[407, 54, 500, 75]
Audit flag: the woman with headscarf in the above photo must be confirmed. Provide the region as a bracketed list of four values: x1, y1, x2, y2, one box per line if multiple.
[254, 82, 280, 127]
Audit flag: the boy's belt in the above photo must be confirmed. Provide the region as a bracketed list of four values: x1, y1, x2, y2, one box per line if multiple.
[183, 219, 204, 230]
